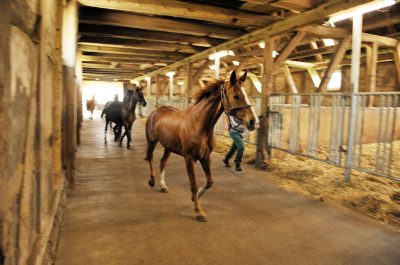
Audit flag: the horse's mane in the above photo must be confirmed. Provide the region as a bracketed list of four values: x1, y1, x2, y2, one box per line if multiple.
[192, 80, 224, 103]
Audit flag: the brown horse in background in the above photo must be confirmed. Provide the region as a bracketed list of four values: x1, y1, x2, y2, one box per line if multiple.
[145, 71, 259, 222]
[86, 95, 95, 119]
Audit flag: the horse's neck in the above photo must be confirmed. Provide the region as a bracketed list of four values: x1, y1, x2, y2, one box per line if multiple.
[190, 95, 223, 136]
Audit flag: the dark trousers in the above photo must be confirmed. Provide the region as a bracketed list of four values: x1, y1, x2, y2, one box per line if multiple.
[225, 131, 245, 165]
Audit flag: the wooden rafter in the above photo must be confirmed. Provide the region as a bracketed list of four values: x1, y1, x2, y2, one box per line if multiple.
[79, 24, 223, 47]
[135, 0, 377, 80]
[80, 8, 245, 40]
[79, 36, 204, 53]
[78, 0, 278, 27]
[318, 37, 351, 92]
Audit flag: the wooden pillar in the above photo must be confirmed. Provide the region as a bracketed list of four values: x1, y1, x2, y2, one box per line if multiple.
[318, 37, 351, 92]
[156, 74, 160, 107]
[392, 42, 400, 90]
[256, 36, 276, 168]
[366, 42, 378, 106]
[282, 65, 298, 93]
[186, 62, 193, 103]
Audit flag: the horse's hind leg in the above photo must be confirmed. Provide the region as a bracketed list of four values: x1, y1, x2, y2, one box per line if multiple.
[146, 141, 158, 187]
[185, 156, 207, 222]
[159, 149, 171, 193]
[198, 156, 214, 199]
[104, 119, 108, 144]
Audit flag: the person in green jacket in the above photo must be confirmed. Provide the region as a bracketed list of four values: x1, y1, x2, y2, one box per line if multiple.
[223, 116, 246, 171]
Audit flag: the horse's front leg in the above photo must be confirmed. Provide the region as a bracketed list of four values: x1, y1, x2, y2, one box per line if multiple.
[198, 156, 214, 199]
[119, 125, 127, 147]
[185, 156, 207, 222]
[104, 119, 108, 144]
[126, 124, 132, 149]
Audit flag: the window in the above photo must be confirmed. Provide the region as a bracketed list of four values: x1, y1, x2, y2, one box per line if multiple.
[327, 70, 342, 90]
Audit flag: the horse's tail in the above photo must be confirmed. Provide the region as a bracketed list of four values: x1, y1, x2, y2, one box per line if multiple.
[101, 109, 106, 119]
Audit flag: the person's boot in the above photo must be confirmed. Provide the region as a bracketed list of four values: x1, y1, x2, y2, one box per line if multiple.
[235, 163, 243, 171]
[223, 157, 231, 167]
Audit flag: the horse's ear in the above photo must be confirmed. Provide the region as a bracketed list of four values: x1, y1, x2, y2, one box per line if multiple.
[239, 71, 247, 83]
[230, 70, 237, 85]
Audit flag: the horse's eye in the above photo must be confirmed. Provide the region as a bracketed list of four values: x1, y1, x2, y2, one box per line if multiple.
[234, 95, 240, 100]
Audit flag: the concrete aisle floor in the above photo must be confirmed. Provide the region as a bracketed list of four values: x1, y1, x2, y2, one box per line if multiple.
[56, 117, 400, 265]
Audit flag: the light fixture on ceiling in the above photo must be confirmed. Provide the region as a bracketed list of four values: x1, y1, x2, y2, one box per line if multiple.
[232, 61, 240, 66]
[208, 50, 235, 60]
[323, 39, 336, 46]
[165, 71, 176, 77]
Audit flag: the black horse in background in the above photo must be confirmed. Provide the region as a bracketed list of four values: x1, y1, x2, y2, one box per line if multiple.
[102, 89, 147, 149]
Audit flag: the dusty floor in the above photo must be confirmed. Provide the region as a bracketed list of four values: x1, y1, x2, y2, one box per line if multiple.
[213, 135, 400, 229]
[56, 118, 400, 265]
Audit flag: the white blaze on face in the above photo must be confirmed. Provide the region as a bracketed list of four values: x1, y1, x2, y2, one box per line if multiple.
[241, 87, 260, 128]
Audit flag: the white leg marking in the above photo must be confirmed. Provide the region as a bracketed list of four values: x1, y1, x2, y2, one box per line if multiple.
[241, 87, 260, 126]
[159, 170, 167, 188]
[197, 186, 206, 198]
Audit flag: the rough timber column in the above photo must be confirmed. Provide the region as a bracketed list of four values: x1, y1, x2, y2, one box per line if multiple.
[186, 62, 193, 103]
[62, 0, 79, 186]
[256, 37, 276, 168]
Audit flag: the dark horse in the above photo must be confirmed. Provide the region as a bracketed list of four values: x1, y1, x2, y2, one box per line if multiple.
[145, 71, 259, 222]
[103, 89, 146, 149]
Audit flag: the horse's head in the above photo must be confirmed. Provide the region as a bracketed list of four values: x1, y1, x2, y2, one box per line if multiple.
[136, 88, 147, 107]
[222, 70, 260, 131]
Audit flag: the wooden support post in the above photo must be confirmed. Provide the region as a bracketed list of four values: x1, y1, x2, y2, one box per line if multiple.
[392, 42, 400, 89]
[156, 74, 160, 106]
[282, 65, 298, 93]
[318, 37, 351, 92]
[344, 14, 363, 182]
[186, 62, 193, 103]
[366, 42, 378, 106]
[256, 36, 276, 168]
[274, 31, 305, 69]
[310, 42, 324, 62]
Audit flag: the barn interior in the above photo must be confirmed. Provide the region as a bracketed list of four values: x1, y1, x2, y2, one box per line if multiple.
[1, 1, 400, 265]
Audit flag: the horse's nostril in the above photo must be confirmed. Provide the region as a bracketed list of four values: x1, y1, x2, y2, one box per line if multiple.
[250, 119, 255, 126]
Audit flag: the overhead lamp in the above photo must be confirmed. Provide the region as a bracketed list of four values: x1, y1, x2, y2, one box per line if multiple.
[208, 50, 235, 60]
[323, 39, 336, 46]
[272, 51, 279, 58]
[232, 61, 240, 66]
[329, 0, 395, 24]
[209, 64, 217, 70]
[165, 71, 175, 77]
[259, 41, 265, 49]
[177, 81, 185, 86]
[144, 76, 151, 81]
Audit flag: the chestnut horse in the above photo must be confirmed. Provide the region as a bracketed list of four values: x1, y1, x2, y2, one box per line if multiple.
[86, 96, 95, 119]
[145, 71, 259, 222]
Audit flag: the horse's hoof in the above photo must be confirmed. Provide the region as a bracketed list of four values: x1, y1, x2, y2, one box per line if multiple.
[160, 187, 169, 193]
[127, 146, 131, 150]
[196, 215, 208, 222]
[148, 179, 155, 187]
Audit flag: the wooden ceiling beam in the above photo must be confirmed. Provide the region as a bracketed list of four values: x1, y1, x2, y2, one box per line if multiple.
[81, 56, 173, 65]
[79, 36, 204, 53]
[82, 52, 181, 62]
[78, 44, 187, 57]
[79, 24, 223, 47]
[135, 0, 378, 79]
[78, 0, 278, 28]
[300, 25, 399, 47]
[80, 8, 245, 40]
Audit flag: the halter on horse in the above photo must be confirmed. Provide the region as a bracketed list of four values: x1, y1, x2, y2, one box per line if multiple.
[145, 70, 259, 222]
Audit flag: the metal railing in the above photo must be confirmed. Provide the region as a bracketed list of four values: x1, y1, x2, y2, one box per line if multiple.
[268, 93, 400, 181]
